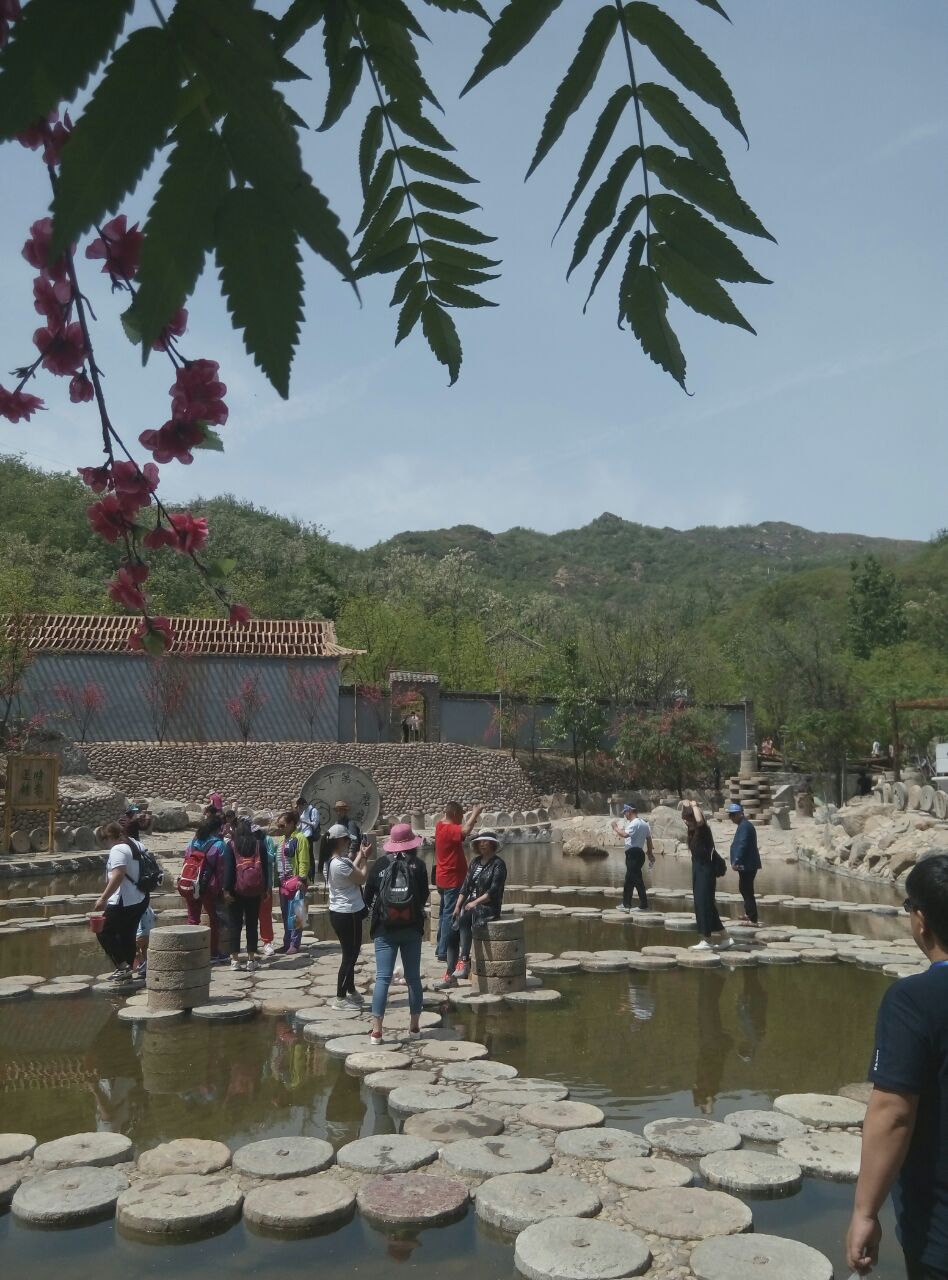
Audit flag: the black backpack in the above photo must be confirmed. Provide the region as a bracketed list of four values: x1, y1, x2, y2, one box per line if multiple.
[376, 854, 418, 928]
[128, 836, 164, 894]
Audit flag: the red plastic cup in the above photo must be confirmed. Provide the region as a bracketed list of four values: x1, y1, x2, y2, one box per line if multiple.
[88, 913, 106, 934]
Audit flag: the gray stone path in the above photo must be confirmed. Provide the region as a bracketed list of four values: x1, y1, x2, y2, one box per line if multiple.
[243, 1175, 355, 1232]
[690, 1233, 834, 1280]
[515, 1215, 651, 1280]
[475, 1172, 602, 1233]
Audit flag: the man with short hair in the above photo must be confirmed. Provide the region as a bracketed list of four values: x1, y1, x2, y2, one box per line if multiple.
[333, 799, 362, 855]
[433, 800, 482, 982]
[728, 802, 761, 926]
[611, 803, 656, 911]
[847, 854, 948, 1279]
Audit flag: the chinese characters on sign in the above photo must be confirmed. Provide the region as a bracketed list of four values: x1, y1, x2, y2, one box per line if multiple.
[4, 754, 59, 854]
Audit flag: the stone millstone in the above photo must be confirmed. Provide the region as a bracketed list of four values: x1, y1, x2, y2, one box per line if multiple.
[403, 1109, 504, 1144]
[519, 1101, 605, 1132]
[475, 1172, 601, 1234]
[0, 983, 31, 1001]
[337, 1134, 438, 1174]
[443, 1135, 553, 1178]
[12, 1166, 129, 1225]
[418, 1040, 489, 1064]
[449, 990, 506, 1009]
[839, 1082, 873, 1105]
[149, 925, 210, 952]
[326, 1033, 403, 1058]
[627, 955, 678, 971]
[441, 1060, 519, 1085]
[776, 1132, 862, 1181]
[505, 989, 562, 1006]
[555, 1128, 651, 1162]
[642, 1117, 742, 1158]
[117, 1005, 186, 1026]
[0, 1164, 23, 1209]
[346, 1050, 412, 1077]
[699, 1150, 803, 1195]
[773, 1092, 866, 1129]
[0, 1132, 37, 1164]
[388, 1084, 473, 1115]
[363, 1068, 438, 1094]
[474, 918, 525, 941]
[190, 997, 256, 1022]
[531, 959, 581, 974]
[233, 1137, 334, 1180]
[33, 982, 90, 997]
[117, 1173, 243, 1236]
[138, 1139, 232, 1176]
[515, 1215, 651, 1280]
[243, 1175, 355, 1233]
[604, 1158, 693, 1190]
[33, 1131, 133, 1169]
[480, 1083, 570, 1107]
[303, 1020, 368, 1042]
[357, 1172, 469, 1227]
[384, 1008, 443, 1031]
[723, 1110, 807, 1144]
[690, 1233, 834, 1280]
[618, 1187, 752, 1240]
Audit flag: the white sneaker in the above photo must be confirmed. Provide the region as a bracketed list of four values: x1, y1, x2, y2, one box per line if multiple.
[262, 943, 274, 957]
[616, 905, 630, 913]
[714, 937, 734, 950]
[246, 959, 257, 973]
[230, 958, 243, 971]
[689, 940, 713, 951]
[345, 992, 365, 1008]
[330, 997, 348, 1011]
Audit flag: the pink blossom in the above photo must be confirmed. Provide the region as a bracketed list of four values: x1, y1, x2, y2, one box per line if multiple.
[43, 113, 72, 166]
[77, 464, 111, 492]
[171, 359, 228, 425]
[143, 511, 209, 555]
[152, 307, 188, 352]
[128, 616, 175, 655]
[87, 495, 136, 543]
[22, 216, 69, 282]
[139, 420, 205, 465]
[110, 460, 159, 510]
[85, 214, 144, 280]
[229, 603, 252, 626]
[0, 384, 44, 423]
[108, 565, 149, 610]
[33, 320, 85, 375]
[69, 371, 94, 403]
[33, 275, 72, 330]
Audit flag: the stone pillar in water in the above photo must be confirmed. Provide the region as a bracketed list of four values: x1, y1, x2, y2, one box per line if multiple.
[471, 916, 526, 994]
[146, 924, 211, 1011]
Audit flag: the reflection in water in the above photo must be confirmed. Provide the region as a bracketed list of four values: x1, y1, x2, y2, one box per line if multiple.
[693, 971, 733, 1114]
[736, 966, 768, 1063]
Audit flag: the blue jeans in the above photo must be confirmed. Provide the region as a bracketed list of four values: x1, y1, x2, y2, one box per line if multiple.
[436, 887, 461, 959]
[372, 928, 423, 1019]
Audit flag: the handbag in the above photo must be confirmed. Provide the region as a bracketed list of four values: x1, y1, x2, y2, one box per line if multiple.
[280, 875, 304, 899]
[711, 850, 727, 878]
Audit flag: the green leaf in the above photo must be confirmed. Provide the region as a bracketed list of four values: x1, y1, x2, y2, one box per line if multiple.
[622, 260, 686, 387]
[463, 0, 564, 95]
[624, 1, 746, 141]
[527, 6, 618, 179]
[387, 100, 454, 150]
[356, 0, 429, 40]
[638, 82, 730, 179]
[390, 262, 423, 305]
[582, 194, 645, 312]
[51, 28, 182, 255]
[131, 124, 231, 352]
[189, 0, 289, 82]
[693, 0, 731, 19]
[646, 146, 774, 240]
[399, 146, 476, 184]
[567, 145, 641, 278]
[420, 297, 463, 384]
[359, 106, 385, 195]
[408, 181, 481, 214]
[0, 0, 133, 141]
[652, 237, 755, 332]
[359, 9, 440, 109]
[320, 45, 363, 130]
[422, 242, 501, 269]
[355, 216, 413, 266]
[416, 212, 496, 245]
[428, 261, 499, 286]
[275, 0, 326, 53]
[206, 557, 238, 581]
[294, 180, 357, 284]
[431, 280, 497, 308]
[649, 194, 769, 284]
[194, 425, 225, 452]
[355, 241, 418, 278]
[554, 86, 632, 236]
[216, 187, 303, 398]
[358, 187, 406, 253]
[617, 228, 647, 322]
[356, 150, 396, 233]
[395, 282, 427, 344]
[420, 0, 491, 19]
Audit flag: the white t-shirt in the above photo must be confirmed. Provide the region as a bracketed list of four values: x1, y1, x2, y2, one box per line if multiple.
[326, 855, 364, 914]
[106, 842, 145, 907]
[623, 817, 651, 851]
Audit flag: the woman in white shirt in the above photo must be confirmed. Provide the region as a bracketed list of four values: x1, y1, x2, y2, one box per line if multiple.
[317, 824, 369, 1010]
[91, 821, 149, 980]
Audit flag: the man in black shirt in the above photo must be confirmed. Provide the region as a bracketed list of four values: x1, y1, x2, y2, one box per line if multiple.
[848, 854, 948, 1278]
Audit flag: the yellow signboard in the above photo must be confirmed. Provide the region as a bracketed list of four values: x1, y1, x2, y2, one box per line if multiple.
[4, 754, 59, 854]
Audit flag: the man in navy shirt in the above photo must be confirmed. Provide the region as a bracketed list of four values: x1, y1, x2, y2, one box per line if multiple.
[848, 854, 948, 1278]
[728, 802, 761, 926]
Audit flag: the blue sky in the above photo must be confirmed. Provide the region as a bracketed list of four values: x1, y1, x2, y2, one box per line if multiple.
[1, 0, 945, 549]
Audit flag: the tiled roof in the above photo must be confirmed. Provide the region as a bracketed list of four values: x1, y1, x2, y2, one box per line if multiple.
[390, 670, 440, 684]
[13, 614, 363, 658]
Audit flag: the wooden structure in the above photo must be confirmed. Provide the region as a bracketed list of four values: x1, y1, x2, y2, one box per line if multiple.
[4, 753, 59, 854]
[890, 699, 948, 782]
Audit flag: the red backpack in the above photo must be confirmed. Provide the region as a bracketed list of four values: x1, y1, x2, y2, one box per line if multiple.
[234, 846, 264, 896]
[177, 839, 219, 899]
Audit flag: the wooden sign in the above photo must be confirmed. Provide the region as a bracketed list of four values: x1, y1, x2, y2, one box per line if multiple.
[4, 753, 59, 855]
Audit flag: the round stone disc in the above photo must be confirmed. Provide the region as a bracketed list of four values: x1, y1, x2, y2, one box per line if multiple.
[838, 1082, 873, 1105]
[190, 998, 256, 1022]
[0, 1132, 37, 1163]
[531, 959, 581, 974]
[117, 1005, 186, 1025]
[699, 1150, 803, 1195]
[302, 1020, 368, 1041]
[243, 1175, 355, 1233]
[723, 1110, 807, 1144]
[0, 1165, 23, 1209]
[418, 1040, 489, 1063]
[555, 1128, 650, 1161]
[325, 1033, 403, 1058]
[618, 1187, 752, 1239]
[776, 1132, 862, 1181]
[233, 1137, 334, 1179]
[505, 989, 562, 1005]
[515, 1215, 651, 1280]
[337, 1134, 437, 1174]
[627, 955, 678, 971]
[363, 1068, 438, 1094]
[138, 1139, 231, 1176]
[403, 1109, 504, 1143]
[346, 1050, 412, 1077]
[33, 1131, 132, 1169]
[773, 1092, 865, 1129]
[442, 1136, 553, 1178]
[604, 1158, 693, 1190]
[117, 1173, 243, 1236]
[441, 1060, 519, 1085]
[388, 1084, 472, 1115]
[690, 1233, 833, 1280]
[33, 982, 89, 997]
[642, 1117, 742, 1158]
[480, 1083, 570, 1107]
[519, 1101, 605, 1132]
[475, 1172, 601, 1233]
[357, 1171, 469, 1227]
[12, 1166, 129, 1225]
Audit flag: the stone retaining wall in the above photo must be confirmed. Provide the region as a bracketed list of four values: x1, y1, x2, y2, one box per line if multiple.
[82, 742, 539, 814]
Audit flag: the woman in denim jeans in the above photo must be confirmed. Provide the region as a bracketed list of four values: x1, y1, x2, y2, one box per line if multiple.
[362, 823, 429, 1046]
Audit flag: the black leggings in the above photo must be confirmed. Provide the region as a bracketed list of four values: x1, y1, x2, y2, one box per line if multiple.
[98, 898, 148, 967]
[738, 868, 758, 924]
[228, 895, 260, 955]
[330, 910, 364, 997]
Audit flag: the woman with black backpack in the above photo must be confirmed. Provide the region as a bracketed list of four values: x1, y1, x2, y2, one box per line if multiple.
[362, 823, 429, 1046]
[222, 817, 269, 972]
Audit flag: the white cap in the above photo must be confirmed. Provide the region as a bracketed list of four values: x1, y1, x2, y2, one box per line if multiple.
[327, 824, 351, 840]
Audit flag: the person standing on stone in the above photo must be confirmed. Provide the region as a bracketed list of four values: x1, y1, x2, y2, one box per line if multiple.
[222, 818, 269, 972]
[180, 814, 229, 962]
[120, 803, 153, 841]
[255, 817, 277, 958]
[318, 824, 369, 1009]
[433, 800, 483, 984]
[91, 821, 150, 980]
[277, 810, 311, 955]
[611, 803, 657, 912]
[333, 799, 362, 855]
[680, 802, 731, 952]
[847, 854, 948, 1279]
[363, 823, 429, 1044]
[728, 802, 761, 926]
[297, 794, 322, 849]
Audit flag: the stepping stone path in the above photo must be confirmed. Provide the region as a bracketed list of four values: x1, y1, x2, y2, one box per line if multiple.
[233, 1137, 334, 1179]
[723, 1110, 807, 1143]
[481, 1082, 570, 1106]
[419, 1040, 489, 1063]
[643, 1118, 742, 1158]
[554, 1128, 650, 1161]
[118, 1005, 186, 1025]
[777, 1132, 862, 1181]
[475, 1172, 601, 1233]
[440, 1059, 519, 1084]
[515, 1215, 651, 1280]
[442, 1136, 553, 1178]
[618, 1187, 752, 1240]
[505, 989, 561, 1005]
[518, 1101, 604, 1132]
[117, 1173, 243, 1235]
[33, 1131, 132, 1169]
[12, 1166, 129, 1226]
[531, 959, 581, 974]
[326, 1033, 403, 1058]
[243, 1175, 354, 1232]
[357, 1171, 469, 1227]
[604, 1158, 693, 1190]
[0, 1132, 36, 1163]
[699, 1150, 803, 1195]
[190, 998, 256, 1022]
[138, 1139, 231, 1176]
[773, 1092, 866, 1129]
[363, 1068, 438, 1094]
[0, 1165, 22, 1209]
[403, 1109, 504, 1143]
[337, 1134, 437, 1173]
[690, 1233, 833, 1280]
[346, 1050, 412, 1076]
[388, 1084, 472, 1115]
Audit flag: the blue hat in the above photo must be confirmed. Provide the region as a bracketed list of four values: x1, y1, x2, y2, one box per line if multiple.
[622, 802, 637, 813]
[728, 802, 743, 814]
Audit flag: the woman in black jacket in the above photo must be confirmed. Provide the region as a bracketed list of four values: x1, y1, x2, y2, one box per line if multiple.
[222, 817, 270, 972]
[681, 802, 731, 953]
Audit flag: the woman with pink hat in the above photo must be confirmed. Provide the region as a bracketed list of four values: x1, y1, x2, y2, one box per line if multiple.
[362, 822, 429, 1045]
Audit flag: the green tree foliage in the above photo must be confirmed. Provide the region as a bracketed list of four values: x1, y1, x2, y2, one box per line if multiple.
[542, 639, 607, 805]
[614, 702, 723, 796]
[847, 554, 907, 660]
